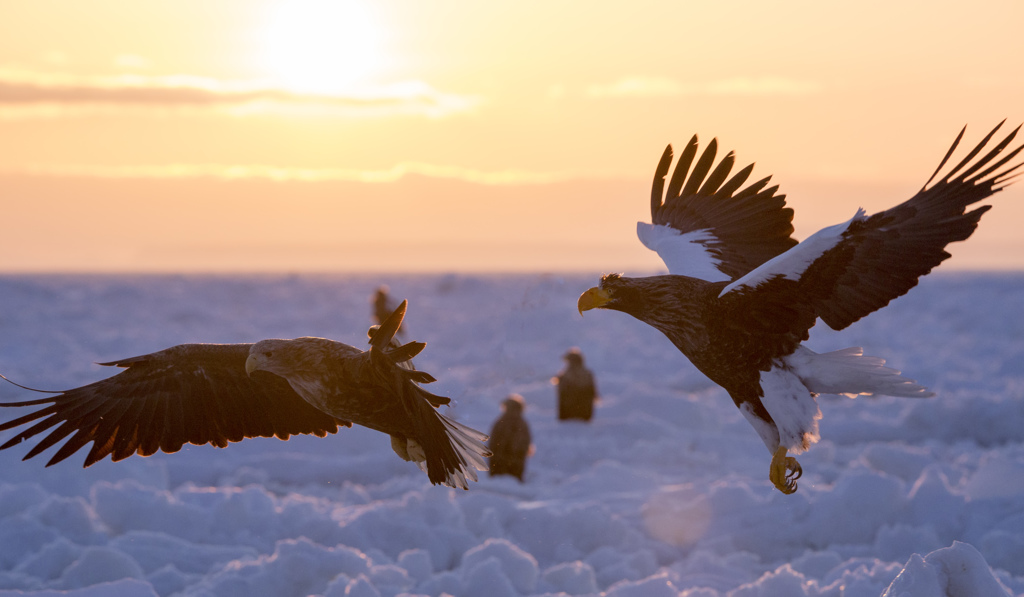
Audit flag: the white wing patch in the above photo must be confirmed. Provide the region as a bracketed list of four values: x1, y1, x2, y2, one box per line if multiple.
[758, 364, 822, 454]
[636, 222, 730, 282]
[719, 209, 866, 297]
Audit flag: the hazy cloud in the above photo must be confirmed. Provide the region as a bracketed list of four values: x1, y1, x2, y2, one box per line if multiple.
[0, 70, 477, 118]
[41, 51, 70, 66]
[586, 76, 688, 98]
[2, 161, 566, 185]
[586, 75, 822, 98]
[701, 76, 822, 96]
[113, 54, 152, 69]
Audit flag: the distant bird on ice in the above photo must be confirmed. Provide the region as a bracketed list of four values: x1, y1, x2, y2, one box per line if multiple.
[0, 301, 490, 489]
[553, 348, 599, 422]
[578, 122, 1023, 494]
[487, 394, 533, 482]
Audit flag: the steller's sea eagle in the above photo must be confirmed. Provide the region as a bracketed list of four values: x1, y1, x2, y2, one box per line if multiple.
[487, 394, 533, 482]
[554, 348, 599, 422]
[578, 122, 1023, 494]
[0, 300, 490, 489]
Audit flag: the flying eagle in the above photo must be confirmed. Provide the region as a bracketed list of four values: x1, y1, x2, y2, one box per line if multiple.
[0, 301, 490, 489]
[578, 122, 1023, 494]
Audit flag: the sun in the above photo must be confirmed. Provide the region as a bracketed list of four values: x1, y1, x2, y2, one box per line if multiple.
[261, 0, 386, 94]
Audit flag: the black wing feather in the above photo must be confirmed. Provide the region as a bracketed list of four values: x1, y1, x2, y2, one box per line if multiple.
[650, 135, 797, 280]
[664, 136, 700, 208]
[716, 162, 755, 198]
[651, 144, 673, 216]
[698, 151, 736, 196]
[800, 123, 1023, 330]
[49, 427, 101, 466]
[1, 343, 349, 467]
[681, 138, 719, 196]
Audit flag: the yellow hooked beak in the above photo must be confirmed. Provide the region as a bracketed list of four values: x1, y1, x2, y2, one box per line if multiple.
[577, 286, 612, 315]
[245, 353, 259, 377]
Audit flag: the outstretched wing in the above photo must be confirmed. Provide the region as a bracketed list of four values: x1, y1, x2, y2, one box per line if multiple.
[0, 343, 350, 467]
[721, 122, 1024, 331]
[640, 135, 797, 281]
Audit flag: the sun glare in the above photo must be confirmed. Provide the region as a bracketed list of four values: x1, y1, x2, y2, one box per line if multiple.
[261, 0, 386, 94]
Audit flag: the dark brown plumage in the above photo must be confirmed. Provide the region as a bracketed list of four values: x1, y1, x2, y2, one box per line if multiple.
[1, 301, 490, 489]
[1, 343, 345, 466]
[487, 394, 532, 482]
[648, 136, 798, 280]
[580, 123, 1023, 494]
[554, 348, 599, 422]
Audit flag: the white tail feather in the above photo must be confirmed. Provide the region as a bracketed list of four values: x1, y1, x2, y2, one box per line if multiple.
[785, 346, 934, 398]
[389, 413, 490, 490]
[437, 412, 491, 489]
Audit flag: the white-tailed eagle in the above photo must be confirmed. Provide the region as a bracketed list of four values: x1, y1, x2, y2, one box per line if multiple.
[578, 122, 1023, 494]
[0, 301, 490, 489]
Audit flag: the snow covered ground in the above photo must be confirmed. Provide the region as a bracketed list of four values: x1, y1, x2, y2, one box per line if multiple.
[1, 272, 1023, 597]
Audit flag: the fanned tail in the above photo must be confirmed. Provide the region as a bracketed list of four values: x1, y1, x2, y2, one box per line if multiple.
[787, 346, 934, 398]
[401, 383, 490, 489]
[435, 408, 491, 489]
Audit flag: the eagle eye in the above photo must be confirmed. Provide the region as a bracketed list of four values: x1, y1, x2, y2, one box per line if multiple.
[263, 351, 273, 358]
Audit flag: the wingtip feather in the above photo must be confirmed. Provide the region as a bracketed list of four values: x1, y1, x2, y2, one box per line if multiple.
[370, 300, 407, 350]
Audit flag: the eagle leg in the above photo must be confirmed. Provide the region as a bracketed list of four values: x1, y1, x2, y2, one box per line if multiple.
[769, 446, 802, 494]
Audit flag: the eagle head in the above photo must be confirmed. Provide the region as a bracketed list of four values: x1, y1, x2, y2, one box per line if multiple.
[578, 273, 642, 315]
[245, 338, 320, 378]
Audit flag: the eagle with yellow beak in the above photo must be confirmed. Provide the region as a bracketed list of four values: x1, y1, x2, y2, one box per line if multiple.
[579, 122, 1023, 494]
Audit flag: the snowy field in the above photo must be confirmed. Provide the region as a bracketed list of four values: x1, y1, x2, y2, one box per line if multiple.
[1, 272, 1023, 597]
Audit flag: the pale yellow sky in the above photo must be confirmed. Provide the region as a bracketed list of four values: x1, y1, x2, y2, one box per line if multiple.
[1, 0, 1023, 272]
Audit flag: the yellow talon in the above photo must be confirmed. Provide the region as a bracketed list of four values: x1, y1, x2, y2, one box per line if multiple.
[769, 446, 802, 494]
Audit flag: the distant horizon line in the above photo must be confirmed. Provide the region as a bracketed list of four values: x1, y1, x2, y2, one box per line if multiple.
[2, 266, 1021, 276]
[0, 163, 937, 188]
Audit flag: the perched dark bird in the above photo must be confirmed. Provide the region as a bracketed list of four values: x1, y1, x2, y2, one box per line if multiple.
[488, 394, 533, 482]
[553, 348, 599, 421]
[0, 301, 490, 489]
[578, 122, 1023, 494]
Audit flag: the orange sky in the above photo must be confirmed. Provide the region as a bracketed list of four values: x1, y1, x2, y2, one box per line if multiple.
[2, 0, 1023, 273]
